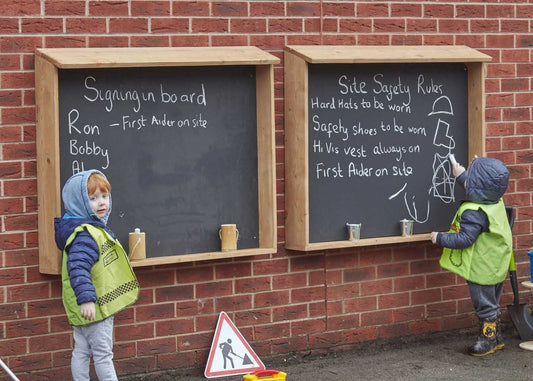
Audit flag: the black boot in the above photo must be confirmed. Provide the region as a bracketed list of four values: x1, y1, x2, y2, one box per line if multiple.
[468, 318, 500, 356]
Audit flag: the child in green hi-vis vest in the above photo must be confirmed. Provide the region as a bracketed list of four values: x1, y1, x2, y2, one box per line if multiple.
[55, 170, 139, 381]
[430, 157, 512, 357]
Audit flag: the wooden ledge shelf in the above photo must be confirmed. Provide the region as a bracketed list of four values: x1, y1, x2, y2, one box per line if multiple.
[289, 234, 432, 252]
[130, 248, 274, 268]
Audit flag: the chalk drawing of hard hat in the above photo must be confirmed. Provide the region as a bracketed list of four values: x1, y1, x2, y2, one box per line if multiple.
[428, 96, 453, 116]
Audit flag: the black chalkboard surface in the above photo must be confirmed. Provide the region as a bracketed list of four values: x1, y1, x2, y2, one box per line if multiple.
[58, 66, 259, 256]
[308, 63, 468, 242]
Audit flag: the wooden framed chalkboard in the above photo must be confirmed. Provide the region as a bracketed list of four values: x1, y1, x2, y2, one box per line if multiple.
[284, 45, 491, 251]
[36, 47, 279, 275]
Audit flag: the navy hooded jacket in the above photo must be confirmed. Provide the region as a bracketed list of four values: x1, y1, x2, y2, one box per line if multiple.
[54, 170, 114, 306]
[436, 157, 509, 249]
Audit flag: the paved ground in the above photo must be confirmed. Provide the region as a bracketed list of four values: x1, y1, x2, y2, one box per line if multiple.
[121, 325, 533, 381]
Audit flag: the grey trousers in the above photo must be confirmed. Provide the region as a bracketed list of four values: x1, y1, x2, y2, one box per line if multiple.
[468, 281, 504, 320]
[71, 316, 117, 381]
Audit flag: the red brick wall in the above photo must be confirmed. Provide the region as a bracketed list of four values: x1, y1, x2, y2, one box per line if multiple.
[1, 0, 532, 378]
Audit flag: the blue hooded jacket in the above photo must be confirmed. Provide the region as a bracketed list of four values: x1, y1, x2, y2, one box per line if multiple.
[54, 169, 114, 306]
[436, 157, 509, 249]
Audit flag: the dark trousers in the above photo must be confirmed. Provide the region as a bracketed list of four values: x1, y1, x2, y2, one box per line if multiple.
[467, 281, 504, 320]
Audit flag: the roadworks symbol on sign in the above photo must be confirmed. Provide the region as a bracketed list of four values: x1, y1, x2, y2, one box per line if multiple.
[204, 311, 265, 378]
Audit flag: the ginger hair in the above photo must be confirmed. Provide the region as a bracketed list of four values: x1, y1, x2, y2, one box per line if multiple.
[87, 173, 111, 195]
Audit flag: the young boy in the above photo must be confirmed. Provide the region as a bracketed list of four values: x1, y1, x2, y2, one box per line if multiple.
[430, 156, 512, 357]
[55, 170, 139, 380]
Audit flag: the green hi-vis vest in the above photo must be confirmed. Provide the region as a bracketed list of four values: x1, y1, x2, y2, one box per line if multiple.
[439, 199, 512, 285]
[62, 224, 140, 326]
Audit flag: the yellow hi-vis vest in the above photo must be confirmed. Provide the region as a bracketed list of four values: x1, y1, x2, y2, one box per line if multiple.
[62, 224, 140, 326]
[439, 199, 512, 285]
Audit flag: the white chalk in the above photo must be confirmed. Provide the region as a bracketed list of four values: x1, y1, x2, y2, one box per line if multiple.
[129, 228, 145, 260]
[448, 153, 457, 166]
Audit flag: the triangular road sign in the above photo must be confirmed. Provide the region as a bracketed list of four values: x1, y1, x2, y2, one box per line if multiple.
[204, 311, 265, 378]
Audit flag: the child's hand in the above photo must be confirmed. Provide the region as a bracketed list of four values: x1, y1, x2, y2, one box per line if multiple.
[80, 302, 96, 321]
[430, 232, 439, 244]
[452, 162, 465, 178]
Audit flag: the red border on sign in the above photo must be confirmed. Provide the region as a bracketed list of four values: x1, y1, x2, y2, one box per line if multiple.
[204, 311, 265, 378]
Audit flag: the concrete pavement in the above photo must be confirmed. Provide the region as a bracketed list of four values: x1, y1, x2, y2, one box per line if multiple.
[121, 325, 533, 381]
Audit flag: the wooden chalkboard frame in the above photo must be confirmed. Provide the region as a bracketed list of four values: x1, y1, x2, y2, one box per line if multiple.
[36, 47, 279, 274]
[284, 45, 492, 251]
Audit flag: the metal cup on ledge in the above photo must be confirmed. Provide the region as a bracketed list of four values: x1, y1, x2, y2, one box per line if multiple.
[346, 223, 361, 241]
[400, 219, 414, 237]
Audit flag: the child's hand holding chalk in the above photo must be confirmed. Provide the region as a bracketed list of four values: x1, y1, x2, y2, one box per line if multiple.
[449, 154, 465, 177]
[448, 153, 457, 166]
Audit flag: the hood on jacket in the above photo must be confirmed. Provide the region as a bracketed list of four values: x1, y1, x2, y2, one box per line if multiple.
[62, 169, 112, 224]
[465, 157, 509, 204]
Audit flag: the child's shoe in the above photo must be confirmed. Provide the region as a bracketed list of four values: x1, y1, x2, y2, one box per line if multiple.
[468, 318, 500, 356]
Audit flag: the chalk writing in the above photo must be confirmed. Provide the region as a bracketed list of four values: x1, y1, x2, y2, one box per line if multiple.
[84, 75, 148, 112]
[307, 62, 469, 241]
[61, 73, 212, 176]
[58, 65, 260, 257]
